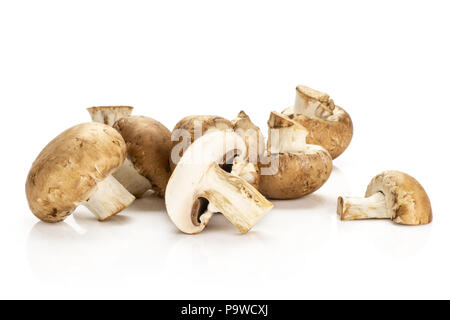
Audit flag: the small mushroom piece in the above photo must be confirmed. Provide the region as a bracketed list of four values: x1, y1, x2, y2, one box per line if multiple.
[259, 112, 333, 199]
[165, 130, 273, 234]
[112, 116, 172, 198]
[282, 85, 353, 159]
[337, 171, 432, 225]
[87, 106, 133, 126]
[26, 123, 135, 222]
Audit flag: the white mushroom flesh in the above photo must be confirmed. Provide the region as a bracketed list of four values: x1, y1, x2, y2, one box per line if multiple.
[268, 126, 308, 154]
[293, 85, 335, 119]
[166, 131, 273, 234]
[197, 163, 272, 233]
[112, 158, 152, 197]
[338, 192, 391, 220]
[230, 155, 258, 186]
[83, 174, 135, 221]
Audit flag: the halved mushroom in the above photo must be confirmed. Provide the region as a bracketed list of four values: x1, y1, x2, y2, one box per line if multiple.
[165, 130, 273, 234]
[170, 113, 261, 189]
[259, 112, 333, 199]
[87, 106, 133, 126]
[26, 122, 135, 222]
[282, 85, 353, 159]
[337, 171, 432, 225]
[112, 116, 172, 197]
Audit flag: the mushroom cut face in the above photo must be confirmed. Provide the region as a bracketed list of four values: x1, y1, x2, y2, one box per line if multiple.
[165, 131, 273, 234]
[337, 171, 432, 225]
[282, 85, 353, 159]
[113, 116, 172, 197]
[258, 112, 333, 200]
[25, 122, 133, 222]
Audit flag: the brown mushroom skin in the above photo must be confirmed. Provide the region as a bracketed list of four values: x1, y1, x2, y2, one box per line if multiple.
[113, 116, 172, 197]
[283, 106, 353, 159]
[259, 150, 332, 199]
[25, 123, 127, 223]
[170, 115, 233, 171]
[366, 171, 432, 225]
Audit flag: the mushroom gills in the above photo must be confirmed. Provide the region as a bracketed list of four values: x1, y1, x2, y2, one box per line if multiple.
[197, 162, 273, 234]
[113, 158, 153, 198]
[83, 174, 136, 221]
[337, 192, 391, 220]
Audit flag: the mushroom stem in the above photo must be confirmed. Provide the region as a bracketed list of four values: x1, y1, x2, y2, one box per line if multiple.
[293, 86, 334, 118]
[87, 106, 133, 126]
[198, 163, 273, 234]
[267, 112, 309, 153]
[112, 158, 152, 198]
[83, 175, 136, 221]
[337, 192, 390, 221]
[230, 155, 259, 188]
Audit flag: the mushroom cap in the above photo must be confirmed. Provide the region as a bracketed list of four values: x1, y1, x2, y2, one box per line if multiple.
[165, 130, 248, 234]
[365, 171, 432, 225]
[87, 106, 133, 126]
[170, 115, 233, 171]
[259, 149, 332, 199]
[26, 122, 127, 222]
[113, 116, 172, 197]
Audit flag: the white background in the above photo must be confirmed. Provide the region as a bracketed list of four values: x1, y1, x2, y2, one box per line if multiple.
[0, 0, 448, 299]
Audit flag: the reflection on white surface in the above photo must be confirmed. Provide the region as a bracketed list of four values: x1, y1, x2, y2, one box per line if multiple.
[26, 167, 348, 283]
[27, 193, 173, 283]
[22, 166, 438, 299]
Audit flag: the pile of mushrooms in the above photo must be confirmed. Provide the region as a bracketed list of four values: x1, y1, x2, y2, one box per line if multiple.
[25, 84, 433, 235]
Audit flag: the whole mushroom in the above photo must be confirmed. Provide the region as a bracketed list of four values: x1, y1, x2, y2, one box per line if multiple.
[259, 112, 333, 199]
[112, 116, 172, 198]
[165, 130, 273, 234]
[87, 106, 133, 126]
[282, 85, 353, 159]
[26, 122, 135, 222]
[337, 171, 432, 225]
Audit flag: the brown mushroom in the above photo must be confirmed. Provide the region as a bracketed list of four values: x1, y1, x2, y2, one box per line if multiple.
[112, 116, 172, 198]
[259, 112, 333, 199]
[282, 85, 353, 159]
[337, 171, 432, 225]
[25, 122, 135, 222]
